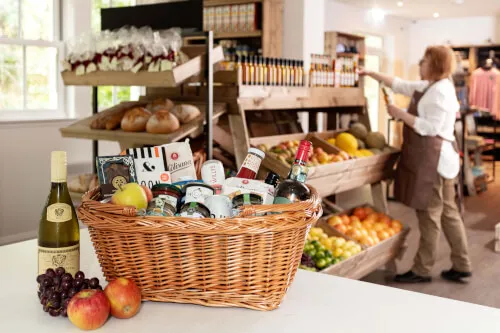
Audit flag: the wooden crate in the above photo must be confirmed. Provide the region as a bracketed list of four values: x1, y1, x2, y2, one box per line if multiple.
[60, 101, 227, 149]
[317, 205, 410, 280]
[249, 133, 344, 179]
[249, 131, 399, 197]
[61, 46, 224, 87]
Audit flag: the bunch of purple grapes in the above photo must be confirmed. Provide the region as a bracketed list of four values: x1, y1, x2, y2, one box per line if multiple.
[301, 253, 315, 268]
[37, 267, 102, 317]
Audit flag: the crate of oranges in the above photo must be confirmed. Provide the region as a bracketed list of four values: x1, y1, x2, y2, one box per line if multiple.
[314, 205, 410, 280]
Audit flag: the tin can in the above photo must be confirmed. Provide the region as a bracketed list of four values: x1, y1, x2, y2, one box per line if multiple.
[201, 160, 225, 194]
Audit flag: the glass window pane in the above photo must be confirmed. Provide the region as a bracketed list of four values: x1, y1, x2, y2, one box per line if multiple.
[0, 44, 23, 109]
[97, 86, 114, 110]
[0, 0, 19, 38]
[115, 87, 131, 103]
[26, 46, 57, 109]
[22, 0, 53, 40]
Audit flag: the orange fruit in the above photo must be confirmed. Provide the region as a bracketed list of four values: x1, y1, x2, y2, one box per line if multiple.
[335, 224, 348, 234]
[349, 216, 361, 225]
[391, 220, 403, 231]
[328, 216, 343, 226]
[353, 207, 368, 221]
[387, 229, 396, 237]
[362, 220, 374, 230]
[364, 207, 375, 215]
[377, 230, 390, 241]
[339, 214, 350, 225]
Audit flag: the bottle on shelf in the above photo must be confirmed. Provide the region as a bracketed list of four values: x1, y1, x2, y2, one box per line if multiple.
[267, 58, 274, 86]
[273, 140, 312, 204]
[249, 55, 256, 85]
[298, 60, 304, 86]
[242, 55, 249, 85]
[276, 59, 283, 86]
[263, 58, 268, 86]
[38, 151, 80, 276]
[309, 54, 316, 87]
[235, 147, 266, 180]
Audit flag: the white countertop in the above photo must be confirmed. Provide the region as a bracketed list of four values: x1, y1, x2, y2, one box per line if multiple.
[1, 230, 499, 333]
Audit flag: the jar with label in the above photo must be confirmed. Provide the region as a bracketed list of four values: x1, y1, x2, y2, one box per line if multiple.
[232, 193, 263, 209]
[152, 184, 182, 208]
[235, 148, 265, 180]
[179, 201, 211, 218]
[146, 197, 175, 217]
[183, 182, 215, 205]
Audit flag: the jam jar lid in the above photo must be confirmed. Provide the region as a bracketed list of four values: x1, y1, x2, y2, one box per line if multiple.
[182, 182, 215, 195]
[151, 184, 182, 196]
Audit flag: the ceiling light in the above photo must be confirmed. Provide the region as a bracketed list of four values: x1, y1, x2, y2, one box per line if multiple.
[397, 1, 403, 7]
[371, 8, 386, 22]
[433, 12, 440, 18]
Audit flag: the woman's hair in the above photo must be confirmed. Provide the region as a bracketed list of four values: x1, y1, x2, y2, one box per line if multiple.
[424, 45, 456, 81]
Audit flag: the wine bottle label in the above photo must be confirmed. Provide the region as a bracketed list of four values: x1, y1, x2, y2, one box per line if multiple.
[240, 154, 262, 174]
[38, 244, 80, 276]
[46, 203, 72, 223]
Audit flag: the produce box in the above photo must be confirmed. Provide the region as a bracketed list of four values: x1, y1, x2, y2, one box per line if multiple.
[250, 131, 399, 197]
[317, 205, 410, 280]
[301, 226, 364, 273]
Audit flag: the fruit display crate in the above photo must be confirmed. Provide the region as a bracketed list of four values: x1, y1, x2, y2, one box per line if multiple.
[249, 132, 400, 197]
[315, 205, 410, 280]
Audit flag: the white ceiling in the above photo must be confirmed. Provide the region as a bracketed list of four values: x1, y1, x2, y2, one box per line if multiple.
[335, 0, 500, 19]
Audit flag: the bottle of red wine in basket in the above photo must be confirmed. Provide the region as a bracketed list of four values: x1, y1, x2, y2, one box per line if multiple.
[273, 140, 312, 204]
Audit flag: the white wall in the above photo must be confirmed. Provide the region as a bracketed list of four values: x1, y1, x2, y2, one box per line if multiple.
[0, 0, 119, 245]
[408, 16, 499, 77]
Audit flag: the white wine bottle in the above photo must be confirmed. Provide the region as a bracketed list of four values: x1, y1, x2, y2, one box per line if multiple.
[38, 151, 80, 276]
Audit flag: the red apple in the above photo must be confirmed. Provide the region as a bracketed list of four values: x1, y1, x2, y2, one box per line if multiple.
[141, 185, 153, 202]
[104, 278, 142, 319]
[67, 289, 110, 330]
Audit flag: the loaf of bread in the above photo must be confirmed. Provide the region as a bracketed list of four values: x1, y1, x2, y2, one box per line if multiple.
[90, 109, 127, 130]
[121, 107, 152, 132]
[146, 109, 180, 134]
[105, 110, 127, 130]
[171, 104, 201, 124]
[146, 98, 175, 112]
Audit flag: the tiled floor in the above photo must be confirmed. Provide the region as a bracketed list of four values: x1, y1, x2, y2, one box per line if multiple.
[363, 163, 500, 308]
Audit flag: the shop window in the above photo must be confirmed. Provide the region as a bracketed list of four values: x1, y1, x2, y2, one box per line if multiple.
[92, 0, 140, 111]
[0, 0, 64, 121]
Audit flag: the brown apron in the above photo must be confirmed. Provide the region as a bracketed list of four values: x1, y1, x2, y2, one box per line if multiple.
[394, 84, 448, 210]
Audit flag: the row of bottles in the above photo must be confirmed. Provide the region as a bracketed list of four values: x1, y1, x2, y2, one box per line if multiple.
[335, 57, 359, 88]
[237, 56, 305, 86]
[309, 54, 360, 88]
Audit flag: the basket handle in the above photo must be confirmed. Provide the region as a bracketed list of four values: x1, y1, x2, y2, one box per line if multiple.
[238, 185, 322, 217]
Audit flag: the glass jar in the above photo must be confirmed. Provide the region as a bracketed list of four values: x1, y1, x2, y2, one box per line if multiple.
[179, 202, 211, 218]
[151, 184, 182, 211]
[183, 182, 215, 205]
[232, 193, 263, 209]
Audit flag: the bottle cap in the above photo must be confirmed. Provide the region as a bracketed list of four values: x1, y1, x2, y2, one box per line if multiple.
[248, 147, 266, 160]
[51, 151, 67, 183]
[295, 140, 312, 162]
[265, 172, 280, 186]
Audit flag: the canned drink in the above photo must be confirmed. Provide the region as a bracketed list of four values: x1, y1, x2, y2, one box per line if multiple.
[201, 160, 225, 194]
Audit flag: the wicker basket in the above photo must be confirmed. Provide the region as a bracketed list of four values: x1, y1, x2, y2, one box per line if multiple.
[78, 186, 322, 311]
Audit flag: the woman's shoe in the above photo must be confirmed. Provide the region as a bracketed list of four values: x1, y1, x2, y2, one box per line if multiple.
[393, 270, 432, 283]
[441, 269, 472, 283]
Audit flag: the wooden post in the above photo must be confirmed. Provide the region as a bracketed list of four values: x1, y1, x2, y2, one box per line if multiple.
[229, 110, 251, 166]
[371, 181, 389, 214]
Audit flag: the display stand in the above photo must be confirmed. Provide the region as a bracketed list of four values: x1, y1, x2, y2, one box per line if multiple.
[60, 1, 221, 169]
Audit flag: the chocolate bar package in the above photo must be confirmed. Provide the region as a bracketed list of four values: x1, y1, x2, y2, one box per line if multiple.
[124, 146, 172, 188]
[96, 155, 138, 197]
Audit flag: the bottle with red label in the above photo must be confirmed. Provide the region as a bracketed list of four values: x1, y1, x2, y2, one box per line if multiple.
[235, 148, 266, 180]
[273, 140, 312, 204]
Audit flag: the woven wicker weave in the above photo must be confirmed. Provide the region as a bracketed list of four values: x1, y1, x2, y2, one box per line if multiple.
[78, 186, 322, 311]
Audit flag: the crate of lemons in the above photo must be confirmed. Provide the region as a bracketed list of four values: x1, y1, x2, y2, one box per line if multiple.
[300, 227, 363, 272]
[327, 122, 396, 158]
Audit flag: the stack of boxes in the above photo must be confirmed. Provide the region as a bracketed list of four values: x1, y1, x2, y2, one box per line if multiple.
[203, 3, 259, 33]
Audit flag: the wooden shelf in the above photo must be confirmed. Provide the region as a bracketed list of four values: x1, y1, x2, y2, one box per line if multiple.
[60, 102, 227, 148]
[337, 52, 360, 58]
[336, 32, 365, 40]
[238, 86, 366, 111]
[185, 31, 262, 42]
[204, 0, 262, 6]
[61, 46, 224, 88]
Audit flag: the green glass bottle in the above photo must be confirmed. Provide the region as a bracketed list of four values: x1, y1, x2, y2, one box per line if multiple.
[38, 151, 80, 275]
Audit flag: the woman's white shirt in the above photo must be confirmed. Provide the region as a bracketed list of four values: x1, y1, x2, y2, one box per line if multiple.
[392, 77, 460, 179]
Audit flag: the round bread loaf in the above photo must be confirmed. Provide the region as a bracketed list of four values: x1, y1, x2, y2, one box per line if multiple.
[121, 107, 152, 132]
[146, 109, 180, 134]
[171, 104, 201, 124]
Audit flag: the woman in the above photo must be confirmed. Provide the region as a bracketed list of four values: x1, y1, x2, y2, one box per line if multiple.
[361, 46, 472, 283]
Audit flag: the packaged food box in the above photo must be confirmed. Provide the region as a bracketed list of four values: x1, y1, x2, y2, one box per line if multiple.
[222, 177, 275, 204]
